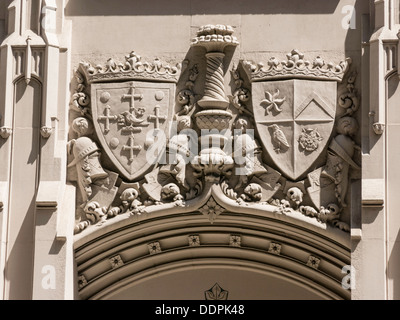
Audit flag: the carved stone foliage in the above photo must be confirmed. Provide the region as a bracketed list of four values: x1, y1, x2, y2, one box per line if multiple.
[69, 25, 360, 236]
[205, 283, 229, 300]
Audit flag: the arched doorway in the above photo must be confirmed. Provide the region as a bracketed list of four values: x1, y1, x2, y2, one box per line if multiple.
[74, 185, 351, 300]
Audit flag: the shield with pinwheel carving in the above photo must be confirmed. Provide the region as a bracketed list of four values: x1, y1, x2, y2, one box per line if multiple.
[252, 79, 337, 180]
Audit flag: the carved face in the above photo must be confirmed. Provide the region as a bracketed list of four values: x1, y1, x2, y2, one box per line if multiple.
[337, 116, 358, 136]
[161, 183, 180, 200]
[287, 187, 303, 202]
[72, 117, 90, 135]
[245, 183, 262, 196]
[177, 90, 191, 105]
[235, 118, 248, 132]
[327, 203, 340, 215]
[120, 188, 138, 203]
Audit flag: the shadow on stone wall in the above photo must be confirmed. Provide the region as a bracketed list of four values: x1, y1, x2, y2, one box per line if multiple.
[65, 0, 339, 16]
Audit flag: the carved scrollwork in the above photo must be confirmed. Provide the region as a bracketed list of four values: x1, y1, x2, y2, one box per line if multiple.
[229, 63, 252, 116]
[177, 63, 199, 116]
[338, 72, 359, 116]
[71, 69, 90, 111]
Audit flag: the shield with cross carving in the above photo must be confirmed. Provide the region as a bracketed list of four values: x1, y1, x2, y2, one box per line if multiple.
[91, 81, 175, 181]
[252, 79, 337, 181]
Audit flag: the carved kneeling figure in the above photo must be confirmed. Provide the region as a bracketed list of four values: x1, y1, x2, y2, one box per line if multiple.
[108, 188, 145, 217]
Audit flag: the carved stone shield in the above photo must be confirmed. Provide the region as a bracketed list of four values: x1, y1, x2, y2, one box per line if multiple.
[252, 79, 336, 180]
[91, 81, 175, 181]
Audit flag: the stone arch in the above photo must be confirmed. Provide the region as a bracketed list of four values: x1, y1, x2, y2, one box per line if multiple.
[74, 196, 351, 300]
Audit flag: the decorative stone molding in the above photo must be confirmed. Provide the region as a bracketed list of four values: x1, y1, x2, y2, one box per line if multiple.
[176, 63, 199, 116]
[74, 205, 351, 300]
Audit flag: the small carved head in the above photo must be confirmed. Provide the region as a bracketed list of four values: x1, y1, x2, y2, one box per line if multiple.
[120, 188, 139, 208]
[234, 118, 248, 132]
[337, 116, 358, 136]
[161, 183, 181, 201]
[327, 203, 340, 216]
[72, 117, 92, 136]
[286, 187, 303, 207]
[177, 89, 192, 106]
[244, 183, 262, 201]
[120, 188, 139, 201]
[320, 203, 341, 223]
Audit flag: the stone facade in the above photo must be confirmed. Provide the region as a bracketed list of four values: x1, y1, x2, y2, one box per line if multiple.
[0, 0, 399, 300]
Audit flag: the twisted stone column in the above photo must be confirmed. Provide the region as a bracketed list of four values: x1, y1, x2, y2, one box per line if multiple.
[199, 52, 229, 109]
[190, 25, 239, 181]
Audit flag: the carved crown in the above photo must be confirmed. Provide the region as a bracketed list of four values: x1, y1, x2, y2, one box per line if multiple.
[191, 24, 239, 51]
[242, 49, 351, 82]
[77, 51, 182, 84]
